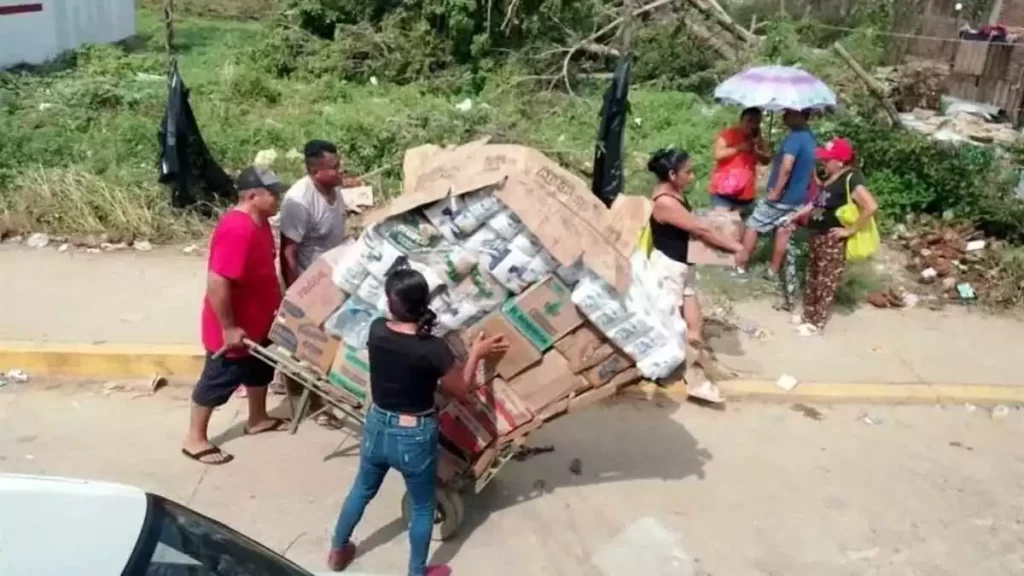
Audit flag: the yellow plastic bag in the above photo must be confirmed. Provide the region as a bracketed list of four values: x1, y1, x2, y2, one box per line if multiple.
[835, 173, 879, 261]
[638, 224, 654, 258]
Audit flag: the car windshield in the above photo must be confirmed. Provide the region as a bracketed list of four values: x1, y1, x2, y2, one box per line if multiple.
[124, 495, 314, 576]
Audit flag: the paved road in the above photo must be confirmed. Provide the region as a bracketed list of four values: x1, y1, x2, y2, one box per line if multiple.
[3, 244, 1024, 386]
[2, 384, 1023, 575]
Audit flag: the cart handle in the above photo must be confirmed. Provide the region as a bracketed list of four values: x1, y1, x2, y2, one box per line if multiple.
[211, 337, 260, 359]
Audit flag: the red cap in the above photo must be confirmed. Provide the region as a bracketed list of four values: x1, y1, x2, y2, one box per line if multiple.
[816, 137, 855, 163]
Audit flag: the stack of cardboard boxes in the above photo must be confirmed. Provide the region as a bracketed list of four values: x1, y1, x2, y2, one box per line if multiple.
[268, 140, 649, 482]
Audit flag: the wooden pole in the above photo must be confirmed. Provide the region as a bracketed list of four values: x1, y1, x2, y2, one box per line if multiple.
[621, 0, 636, 55]
[832, 42, 904, 129]
[163, 0, 176, 80]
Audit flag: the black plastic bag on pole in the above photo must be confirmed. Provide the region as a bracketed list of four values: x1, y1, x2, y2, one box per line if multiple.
[591, 57, 632, 208]
[157, 70, 234, 215]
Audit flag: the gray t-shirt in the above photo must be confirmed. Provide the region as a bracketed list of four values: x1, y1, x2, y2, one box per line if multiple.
[279, 175, 347, 273]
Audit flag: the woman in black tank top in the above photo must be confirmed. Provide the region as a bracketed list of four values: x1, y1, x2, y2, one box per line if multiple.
[647, 148, 745, 402]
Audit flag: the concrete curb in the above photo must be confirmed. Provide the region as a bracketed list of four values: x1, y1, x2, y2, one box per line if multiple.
[2, 342, 1022, 405]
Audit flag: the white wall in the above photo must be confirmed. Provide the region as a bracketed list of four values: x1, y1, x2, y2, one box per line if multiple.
[0, 0, 136, 69]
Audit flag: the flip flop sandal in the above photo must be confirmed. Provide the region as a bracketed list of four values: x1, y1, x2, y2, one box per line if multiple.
[314, 412, 344, 430]
[244, 418, 289, 435]
[181, 446, 234, 465]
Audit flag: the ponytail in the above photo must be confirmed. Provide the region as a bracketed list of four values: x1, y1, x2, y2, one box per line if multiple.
[384, 268, 436, 338]
[415, 308, 438, 338]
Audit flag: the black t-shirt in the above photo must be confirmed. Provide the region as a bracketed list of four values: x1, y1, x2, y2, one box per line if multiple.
[366, 317, 455, 414]
[807, 170, 867, 231]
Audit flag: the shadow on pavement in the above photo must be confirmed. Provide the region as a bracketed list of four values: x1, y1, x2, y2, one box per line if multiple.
[427, 388, 711, 566]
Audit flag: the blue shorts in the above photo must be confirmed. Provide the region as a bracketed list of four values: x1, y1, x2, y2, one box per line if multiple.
[745, 199, 801, 234]
[709, 195, 754, 210]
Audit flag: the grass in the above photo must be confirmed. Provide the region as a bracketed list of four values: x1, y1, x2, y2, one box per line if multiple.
[0, 6, 891, 308]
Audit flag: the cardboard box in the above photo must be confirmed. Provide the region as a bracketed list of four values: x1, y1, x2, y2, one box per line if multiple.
[568, 382, 620, 413]
[462, 312, 542, 381]
[687, 210, 742, 267]
[439, 401, 493, 457]
[268, 310, 341, 374]
[283, 259, 347, 326]
[471, 445, 500, 478]
[536, 395, 570, 421]
[608, 366, 643, 389]
[502, 275, 583, 352]
[553, 323, 616, 373]
[328, 345, 371, 403]
[581, 347, 634, 388]
[506, 351, 581, 413]
[470, 378, 534, 438]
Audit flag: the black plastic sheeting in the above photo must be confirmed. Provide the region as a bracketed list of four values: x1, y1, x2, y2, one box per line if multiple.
[591, 57, 632, 208]
[157, 70, 235, 215]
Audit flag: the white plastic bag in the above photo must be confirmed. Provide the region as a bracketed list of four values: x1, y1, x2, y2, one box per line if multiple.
[486, 209, 524, 240]
[325, 296, 381, 347]
[360, 225, 408, 280]
[463, 226, 511, 270]
[431, 267, 508, 333]
[323, 239, 368, 294]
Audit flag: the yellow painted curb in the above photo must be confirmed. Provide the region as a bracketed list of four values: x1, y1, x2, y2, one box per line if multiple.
[2, 342, 1022, 405]
[621, 380, 1024, 405]
[0, 342, 205, 380]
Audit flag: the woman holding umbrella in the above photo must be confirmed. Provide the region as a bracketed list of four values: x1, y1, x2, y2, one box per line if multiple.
[709, 107, 772, 217]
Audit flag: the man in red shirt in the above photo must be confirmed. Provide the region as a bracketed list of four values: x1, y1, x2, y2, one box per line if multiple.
[181, 166, 287, 465]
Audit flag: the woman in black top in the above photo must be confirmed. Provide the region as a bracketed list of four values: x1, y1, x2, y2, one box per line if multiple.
[789, 137, 878, 332]
[327, 269, 507, 576]
[647, 148, 744, 402]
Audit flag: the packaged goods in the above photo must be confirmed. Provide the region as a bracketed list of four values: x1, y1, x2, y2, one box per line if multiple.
[282, 259, 347, 326]
[431, 267, 508, 334]
[506, 351, 581, 413]
[462, 312, 542, 380]
[554, 323, 616, 373]
[439, 401, 493, 456]
[360, 225, 408, 280]
[325, 297, 381, 348]
[322, 240, 368, 294]
[502, 275, 584, 352]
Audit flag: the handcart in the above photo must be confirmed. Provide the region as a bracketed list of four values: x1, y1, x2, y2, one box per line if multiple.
[244, 338, 528, 541]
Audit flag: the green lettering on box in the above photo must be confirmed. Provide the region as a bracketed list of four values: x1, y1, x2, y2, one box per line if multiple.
[502, 301, 553, 351]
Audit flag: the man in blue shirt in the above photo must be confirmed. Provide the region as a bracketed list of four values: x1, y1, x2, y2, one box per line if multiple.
[734, 109, 816, 277]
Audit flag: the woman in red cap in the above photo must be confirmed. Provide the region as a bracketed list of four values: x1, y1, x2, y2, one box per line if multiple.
[790, 137, 878, 333]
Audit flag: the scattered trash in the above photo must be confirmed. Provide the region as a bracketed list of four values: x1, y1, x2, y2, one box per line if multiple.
[790, 314, 802, 325]
[5, 235, 24, 244]
[949, 441, 974, 451]
[902, 292, 920, 308]
[956, 282, 977, 301]
[151, 374, 168, 394]
[790, 403, 824, 421]
[133, 240, 153, 252]
[920, 267, 938, 282]
[102, 381, 127, 395]
[182, 244, 200, 255]
[455, 98, 473, 112]
[796, 323, 818, 337]
[860, 413, 884, 425]
[991, 405, 1010, 420]
[86, 248, 101, 254]
[369, 76, 379, 86]
[253, 148, 278, 166]
[964, 402, 977, 413]
[845, 547, 880, 562]
[0, 369, 29, 387]
[101, 242, 128, 251]
[57, 243, 69, 253]
[965, 240, 986, 252]
[513, 445, 555, 462]
[26, 233, 50, 249]
[739, 321, 769, 340]
[569, 458, 582, 476]
[776, 374, 799, 391]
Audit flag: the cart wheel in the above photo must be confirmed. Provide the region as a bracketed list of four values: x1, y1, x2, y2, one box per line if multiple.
[401, 487, 464, 542]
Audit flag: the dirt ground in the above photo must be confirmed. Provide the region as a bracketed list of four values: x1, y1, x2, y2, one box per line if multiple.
[2, 385, 1023, 575]
[3, 244, 1022, 386]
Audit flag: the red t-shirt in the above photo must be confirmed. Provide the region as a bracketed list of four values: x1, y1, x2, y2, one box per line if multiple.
[712, 127, 757, 201]
[201, 210, 282, 356]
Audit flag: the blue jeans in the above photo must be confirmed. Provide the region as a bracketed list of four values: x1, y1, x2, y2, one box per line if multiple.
[332, 405, 439, 576]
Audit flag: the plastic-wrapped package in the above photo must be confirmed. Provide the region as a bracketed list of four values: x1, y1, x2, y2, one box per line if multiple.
[323, 239, 368, 294]
[635, 345, 686, 380]
[423, 190, 505, 242]
[570, 275, 632, 332]
[376, 212, 448, 255]
[408, 244, 477, 286]
[431, 267, 508, 333]
[554, 258, 588, 288]
[463, 226, 511, 270]
[355, 275, 385, 308]
[486, 209, 524, 240]
[325, 296, 381, 347]
[360, 225, 408, 280]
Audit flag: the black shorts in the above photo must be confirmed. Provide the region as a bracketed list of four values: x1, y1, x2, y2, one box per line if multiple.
[192, 346, 274, 408]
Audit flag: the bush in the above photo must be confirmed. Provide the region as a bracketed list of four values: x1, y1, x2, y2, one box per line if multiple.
[819, 116, 1024, 242]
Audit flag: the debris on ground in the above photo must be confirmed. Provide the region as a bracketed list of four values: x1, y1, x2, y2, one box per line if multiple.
[569, 458, 583, 476]
[0, 369, 29, 387]
[866, 287, 908, 309]
[150, 374, 168, 394]
[182, 244, 201, 255]
[513, 445, 555, 462]
[57, 243, 69, 253]
[102, 381, 127, 395]
[101, 242, 128, 251]
[25, 233, 50, 249]
[133, 240, 153, 252]
[776, 374, 799, 391]
[859, 413, 884, 425]
[790, 403, 824, 421]
[896, 220, 1018, 306]
[991, 405, 1010, 420]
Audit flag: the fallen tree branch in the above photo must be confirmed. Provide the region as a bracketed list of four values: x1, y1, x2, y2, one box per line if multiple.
[684, 15, 737, 60]
[832, 42, 903, 129]
[561, 0, 674, 95]
[683, 0, 758, 45]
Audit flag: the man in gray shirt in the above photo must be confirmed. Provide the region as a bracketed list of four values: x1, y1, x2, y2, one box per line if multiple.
[279, 140, 357, 286]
